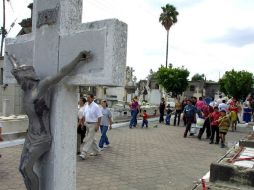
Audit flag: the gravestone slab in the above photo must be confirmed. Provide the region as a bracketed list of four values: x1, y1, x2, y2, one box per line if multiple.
[210, 141, 254, 188]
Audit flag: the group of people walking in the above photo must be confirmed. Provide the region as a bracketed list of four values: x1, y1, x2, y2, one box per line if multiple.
[182, 96, 241, 148]
[77, 94, 112, 160]
[158, 95, 244, 148]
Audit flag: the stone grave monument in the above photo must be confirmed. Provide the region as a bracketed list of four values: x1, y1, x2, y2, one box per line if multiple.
[4, 0, 127, 189]
[209, 134, 254, 189]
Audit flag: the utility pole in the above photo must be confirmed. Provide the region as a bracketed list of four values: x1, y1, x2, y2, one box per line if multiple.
[0, 0, 7, 57]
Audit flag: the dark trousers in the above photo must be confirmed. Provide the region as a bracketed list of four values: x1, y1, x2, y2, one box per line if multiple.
[166, 114, 171, 125]
[183, 115, 187, 126]
[77, 125, 86, 143]
[198, 118, 211, 139]
[142, 119, 148, 128]
[174, 110, 181, 126]
[130, 109, 138, 127]
[184, 116, 195, 136]
[210, 125, 219, 143]
[159, 111, 164, 123]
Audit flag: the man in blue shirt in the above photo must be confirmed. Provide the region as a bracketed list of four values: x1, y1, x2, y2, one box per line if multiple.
[183, 99, 197, 138]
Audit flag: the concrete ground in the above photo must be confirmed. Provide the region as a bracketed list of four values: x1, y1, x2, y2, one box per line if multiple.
[0, 122, 252, 190]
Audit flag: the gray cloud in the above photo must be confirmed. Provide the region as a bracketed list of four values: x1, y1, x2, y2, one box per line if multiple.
[207, 28, 254, 47]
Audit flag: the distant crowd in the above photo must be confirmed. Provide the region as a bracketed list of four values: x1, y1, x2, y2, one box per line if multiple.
[158, 94, 254, 148]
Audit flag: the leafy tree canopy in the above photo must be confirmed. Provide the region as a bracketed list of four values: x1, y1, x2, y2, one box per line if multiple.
[155, 66, 189, 97]
[191, 73, 205, 81]
[219, 70, 253, 100]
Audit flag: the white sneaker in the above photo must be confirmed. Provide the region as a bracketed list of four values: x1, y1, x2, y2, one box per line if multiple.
[79, 153, 87, 160]
[103, 144, 109, 148]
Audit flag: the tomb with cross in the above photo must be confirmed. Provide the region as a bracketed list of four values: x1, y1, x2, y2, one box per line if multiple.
[4, 0, 127, 189]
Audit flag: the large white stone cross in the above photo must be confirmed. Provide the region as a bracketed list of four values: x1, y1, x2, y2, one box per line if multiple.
[4, 0, 127, 189]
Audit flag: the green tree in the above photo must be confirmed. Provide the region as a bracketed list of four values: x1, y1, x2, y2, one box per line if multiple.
[219, 70, 253, 100]
[155, 66, 189, 97]
[159, 4, 179, 68]
[191, 73, 205, 81]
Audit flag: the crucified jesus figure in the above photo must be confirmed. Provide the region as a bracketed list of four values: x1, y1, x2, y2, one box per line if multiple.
[6, 51, 91, 190]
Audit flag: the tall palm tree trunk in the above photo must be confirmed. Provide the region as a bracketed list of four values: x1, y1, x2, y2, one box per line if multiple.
[165, 29, 169, 68]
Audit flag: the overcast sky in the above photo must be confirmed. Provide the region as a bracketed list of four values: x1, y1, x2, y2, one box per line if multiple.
[2, 0, 254, 81]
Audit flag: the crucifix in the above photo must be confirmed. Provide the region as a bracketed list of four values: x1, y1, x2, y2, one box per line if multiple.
[4, 0, 127, 190]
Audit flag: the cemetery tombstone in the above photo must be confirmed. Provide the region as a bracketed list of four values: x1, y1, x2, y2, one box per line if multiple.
[4, 0, 127, 189]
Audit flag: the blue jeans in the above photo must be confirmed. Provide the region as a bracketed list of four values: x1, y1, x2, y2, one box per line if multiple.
[142, 119, 148, 128]
[129, 109, 138, 128]
[166, 114, 171, 125]
[99, 125, 109, 148]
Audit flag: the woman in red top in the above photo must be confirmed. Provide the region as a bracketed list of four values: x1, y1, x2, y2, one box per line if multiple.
[209, 106, 221, 144]
[197, 103, 214, 140]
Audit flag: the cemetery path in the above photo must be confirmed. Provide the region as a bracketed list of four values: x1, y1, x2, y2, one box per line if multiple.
[0, 123, 252, 190]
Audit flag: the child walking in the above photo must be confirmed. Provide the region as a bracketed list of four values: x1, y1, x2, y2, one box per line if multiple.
[228, 102, 238, 132]
[209, 106, 220, 144]
[142, 110, 148, 128]
[166, 105, 173, 125]
[218, 109, 230, 148]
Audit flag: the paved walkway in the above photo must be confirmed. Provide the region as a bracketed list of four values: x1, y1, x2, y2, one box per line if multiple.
[0, 123, 252, 190]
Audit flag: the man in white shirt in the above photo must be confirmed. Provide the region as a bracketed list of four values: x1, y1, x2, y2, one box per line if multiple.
[79, 94, 103, 160]
[218, 99, 228, 112]
[216, 95, 223, 105]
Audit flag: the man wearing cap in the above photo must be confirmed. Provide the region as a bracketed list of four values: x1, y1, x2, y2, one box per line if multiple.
[79, 94, 103, 160]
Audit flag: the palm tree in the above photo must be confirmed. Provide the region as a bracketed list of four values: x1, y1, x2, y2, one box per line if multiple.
[159, 4, 179, 68]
